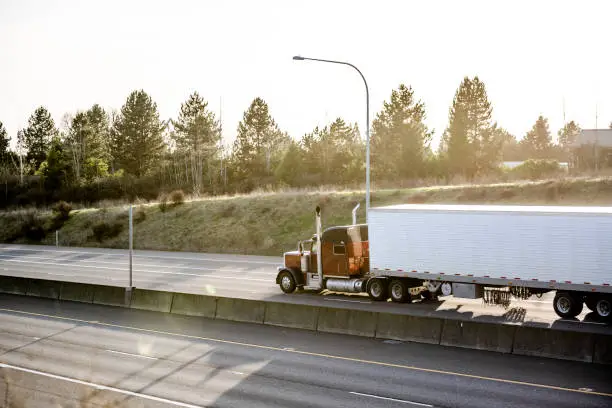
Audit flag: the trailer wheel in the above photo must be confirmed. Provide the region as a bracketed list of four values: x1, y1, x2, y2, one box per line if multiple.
[367, 278, 388, 301]
[595, 297, 611, 322]
[389, 280, 411, 303]
[278, 271, 297, 294]
[553, 292, 582, 318]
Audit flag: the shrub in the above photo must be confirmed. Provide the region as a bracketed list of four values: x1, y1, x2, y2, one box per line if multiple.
[21, 213, 46, 242]
[407, 192, 430, 203]
[499, 189, 517, 200]
[170, 189, 186, 205]
[52, 201, 72, 221]
[511, 159, 561, 180]
[92, 221, 123, 242]
[159, 194, 169, 212]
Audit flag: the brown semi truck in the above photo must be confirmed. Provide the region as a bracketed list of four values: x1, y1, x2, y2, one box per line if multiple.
[275, 206, 430, 301]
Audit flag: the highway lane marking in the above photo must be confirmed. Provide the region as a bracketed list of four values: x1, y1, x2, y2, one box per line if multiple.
[0, 247, 279, 265]
[105, 349, 158, 360]
[0, 362, 203, 407]
[0, 307, 610, 399]
[0, 258, 271, 282]
[0, 254, 275, 276]
[350, 391, 433, 407]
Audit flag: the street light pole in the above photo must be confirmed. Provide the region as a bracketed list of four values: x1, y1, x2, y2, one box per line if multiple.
[293, 56, 370, 222]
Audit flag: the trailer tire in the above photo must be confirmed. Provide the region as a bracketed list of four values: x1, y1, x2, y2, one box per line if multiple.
[367, 278, 388, 301]
[389, 280, 411, 303]
[553, 292, 582, 318]
[278, 271, 297, 294]
[594, 297, 611, 322]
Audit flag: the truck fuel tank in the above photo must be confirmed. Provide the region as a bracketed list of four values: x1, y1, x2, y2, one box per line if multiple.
[325, 278, 366, 293]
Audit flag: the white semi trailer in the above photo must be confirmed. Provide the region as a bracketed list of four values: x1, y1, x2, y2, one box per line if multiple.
[276, 204, 612, 321]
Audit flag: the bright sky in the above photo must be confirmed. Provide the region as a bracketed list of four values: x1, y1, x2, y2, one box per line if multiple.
[1, 0, 611, 151]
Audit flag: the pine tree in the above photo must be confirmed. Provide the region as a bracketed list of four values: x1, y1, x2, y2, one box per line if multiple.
[494, 128, 521, 161]
[0, 121, 9, 163]
[301, 118, 363, 185]
[110, 90, 165, 177]
[522, 115, 553, 159]
[442, 77, 500, 178]
[232, 97, 288, 187]
[86, 104, 111, 162]
[172, 92, 220, 194]
[275, 140, 303, 186]
[22, 107, 57, 173]
[371, 84, 431, 181]
[557, 121, 581, 160]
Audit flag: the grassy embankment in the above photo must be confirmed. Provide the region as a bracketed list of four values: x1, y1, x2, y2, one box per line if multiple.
[1, 177, 611, 256]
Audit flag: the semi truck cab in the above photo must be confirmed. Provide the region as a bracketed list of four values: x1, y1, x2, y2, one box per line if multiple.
[276, 207, 370, 293]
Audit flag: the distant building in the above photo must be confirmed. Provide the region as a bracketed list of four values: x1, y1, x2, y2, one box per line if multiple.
[570, 129, 612, 170]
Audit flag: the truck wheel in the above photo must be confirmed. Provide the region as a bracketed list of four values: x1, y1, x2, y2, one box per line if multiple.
[279, 271, 296, 294]
[389, 280, 411, 303]
[595, 297, 611, 322]
[553, 292, 582, 318]
[367, 278, 388, 301]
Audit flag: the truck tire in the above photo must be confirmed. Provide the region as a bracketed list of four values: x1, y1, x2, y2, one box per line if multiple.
[278, 271, 297, 294]
[594, 297, 611, 322]
[389, 280, 411, 303]
[367, 278, 388, 301]
[553, 292, 582, 318]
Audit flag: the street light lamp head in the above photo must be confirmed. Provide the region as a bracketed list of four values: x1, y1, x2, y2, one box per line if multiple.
[292, 56, 305, 61]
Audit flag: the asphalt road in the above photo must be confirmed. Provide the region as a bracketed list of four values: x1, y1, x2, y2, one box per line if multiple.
[0, 295, 611, 408]
[0, 244, 609, 331]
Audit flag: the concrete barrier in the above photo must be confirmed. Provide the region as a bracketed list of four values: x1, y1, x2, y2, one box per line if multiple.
[26, 278, 61, 299]
[0, 275, 29, 295]
[93, 285, 130, 307]
[593, 334, 612, 364]
[60, 282, 96, 303]
[215, 297, 265, 324]
[316, 307, 377, 337]
[264, 302, 319, 330]
[130, 288, 174, 313]
[170, 293, 217, 318]
[513, 326, 594, 362]
[440, 320, 516, 353]
[376, 313, 443, 344]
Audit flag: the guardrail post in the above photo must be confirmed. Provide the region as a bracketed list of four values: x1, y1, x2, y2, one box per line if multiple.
[55, 230, 59, 248]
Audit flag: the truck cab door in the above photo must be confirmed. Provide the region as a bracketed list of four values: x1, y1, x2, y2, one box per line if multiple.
[323, 241, 349, 277]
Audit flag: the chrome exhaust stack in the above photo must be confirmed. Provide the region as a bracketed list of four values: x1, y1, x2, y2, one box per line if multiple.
[315, 206, 324, 290]
[352, 203, 360, 225]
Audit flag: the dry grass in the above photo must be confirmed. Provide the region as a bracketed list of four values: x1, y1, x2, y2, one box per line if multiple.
[2, 176, 612, 256]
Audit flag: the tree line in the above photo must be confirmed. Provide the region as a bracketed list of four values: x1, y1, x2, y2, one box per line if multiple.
[0, 77, 602, 208]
